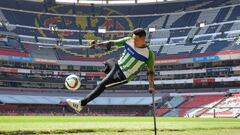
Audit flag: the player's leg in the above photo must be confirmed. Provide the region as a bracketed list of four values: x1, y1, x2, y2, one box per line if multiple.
[66, 59, 127, 112]
[103, 58, 115, 74]
[81, 59, 127, 106]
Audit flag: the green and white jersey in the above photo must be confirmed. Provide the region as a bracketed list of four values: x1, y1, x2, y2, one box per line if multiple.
[112, 37, 155, 82]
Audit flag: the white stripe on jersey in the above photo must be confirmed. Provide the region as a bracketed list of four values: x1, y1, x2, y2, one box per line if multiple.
[122, 60, 145, 78]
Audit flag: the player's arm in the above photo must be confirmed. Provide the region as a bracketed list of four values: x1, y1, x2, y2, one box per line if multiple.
[89, 40, 114, 50]
[89, 37, 131, 50]
[146, 50, 155, 94]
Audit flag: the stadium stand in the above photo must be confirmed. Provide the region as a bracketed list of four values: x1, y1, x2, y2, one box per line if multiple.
[154, 94, 227, 117]
[189, 93, 240, 118]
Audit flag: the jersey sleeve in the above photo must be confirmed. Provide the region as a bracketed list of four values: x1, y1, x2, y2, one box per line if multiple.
[110, 37, 131, 47]
[146, 49, 155, 72]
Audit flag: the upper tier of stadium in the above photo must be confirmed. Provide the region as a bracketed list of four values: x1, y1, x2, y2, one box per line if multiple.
[1, 0, 239, 15]
[0, 0, 240, 64]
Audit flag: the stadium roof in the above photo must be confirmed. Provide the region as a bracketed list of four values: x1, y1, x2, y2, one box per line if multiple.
[29, 0, 190, 5]
[56, 0, 175, 4]
[57, 0, 184, 4]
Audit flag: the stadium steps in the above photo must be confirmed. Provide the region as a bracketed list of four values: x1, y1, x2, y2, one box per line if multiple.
[156, 96, 172, 108]
[158, 96, 192, 117]
[174, 97, 189, 109]
[195, 95, 228, 117]
[193, 27, 201, 36]
[214, 7, 230, 23]
[166, 37, 171, 44]
[162, 15, 169, 28]
[164, 108, 179, 117]
[155, 96, 173, 116]
[163, 96, 190, 117]
[178, 96, 194, 117]
[223, 6, 234, 21]
[179, 95, 225, 117]
[156, 105, 171, 116]
[222, 38, 239, 50]
[145, 95, 172, 116]
[204, 94, 240, 118]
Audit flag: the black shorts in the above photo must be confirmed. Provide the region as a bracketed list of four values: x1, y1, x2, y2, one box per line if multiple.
[102, 59, 128, 88]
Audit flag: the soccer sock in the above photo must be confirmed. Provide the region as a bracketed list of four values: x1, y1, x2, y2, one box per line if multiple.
[81, 83, 106, 106]
[80, 100, 85, 106]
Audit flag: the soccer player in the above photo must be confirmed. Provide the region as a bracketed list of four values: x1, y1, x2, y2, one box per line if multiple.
[66, 28, 155, 112]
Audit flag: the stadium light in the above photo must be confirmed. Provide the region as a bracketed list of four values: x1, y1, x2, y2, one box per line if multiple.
[98, 28, 106, 33]
[199, 22, 206, 28]
[148, 27, 156, 32]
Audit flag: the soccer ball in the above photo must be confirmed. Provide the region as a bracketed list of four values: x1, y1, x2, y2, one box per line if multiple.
[65, 74, 81, 91]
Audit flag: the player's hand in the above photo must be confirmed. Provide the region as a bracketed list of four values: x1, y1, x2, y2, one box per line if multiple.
[148, 87, 156, 95]
[89, 40, 97, 49]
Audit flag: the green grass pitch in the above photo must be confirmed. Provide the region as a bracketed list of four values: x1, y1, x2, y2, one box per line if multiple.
[0, 116, 240, 135]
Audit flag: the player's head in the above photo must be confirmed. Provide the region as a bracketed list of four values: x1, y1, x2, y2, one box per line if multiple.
[132, 28, 146, 48]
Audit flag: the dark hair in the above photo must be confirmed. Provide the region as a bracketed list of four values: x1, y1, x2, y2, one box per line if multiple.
[133, 28, 146, 37]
